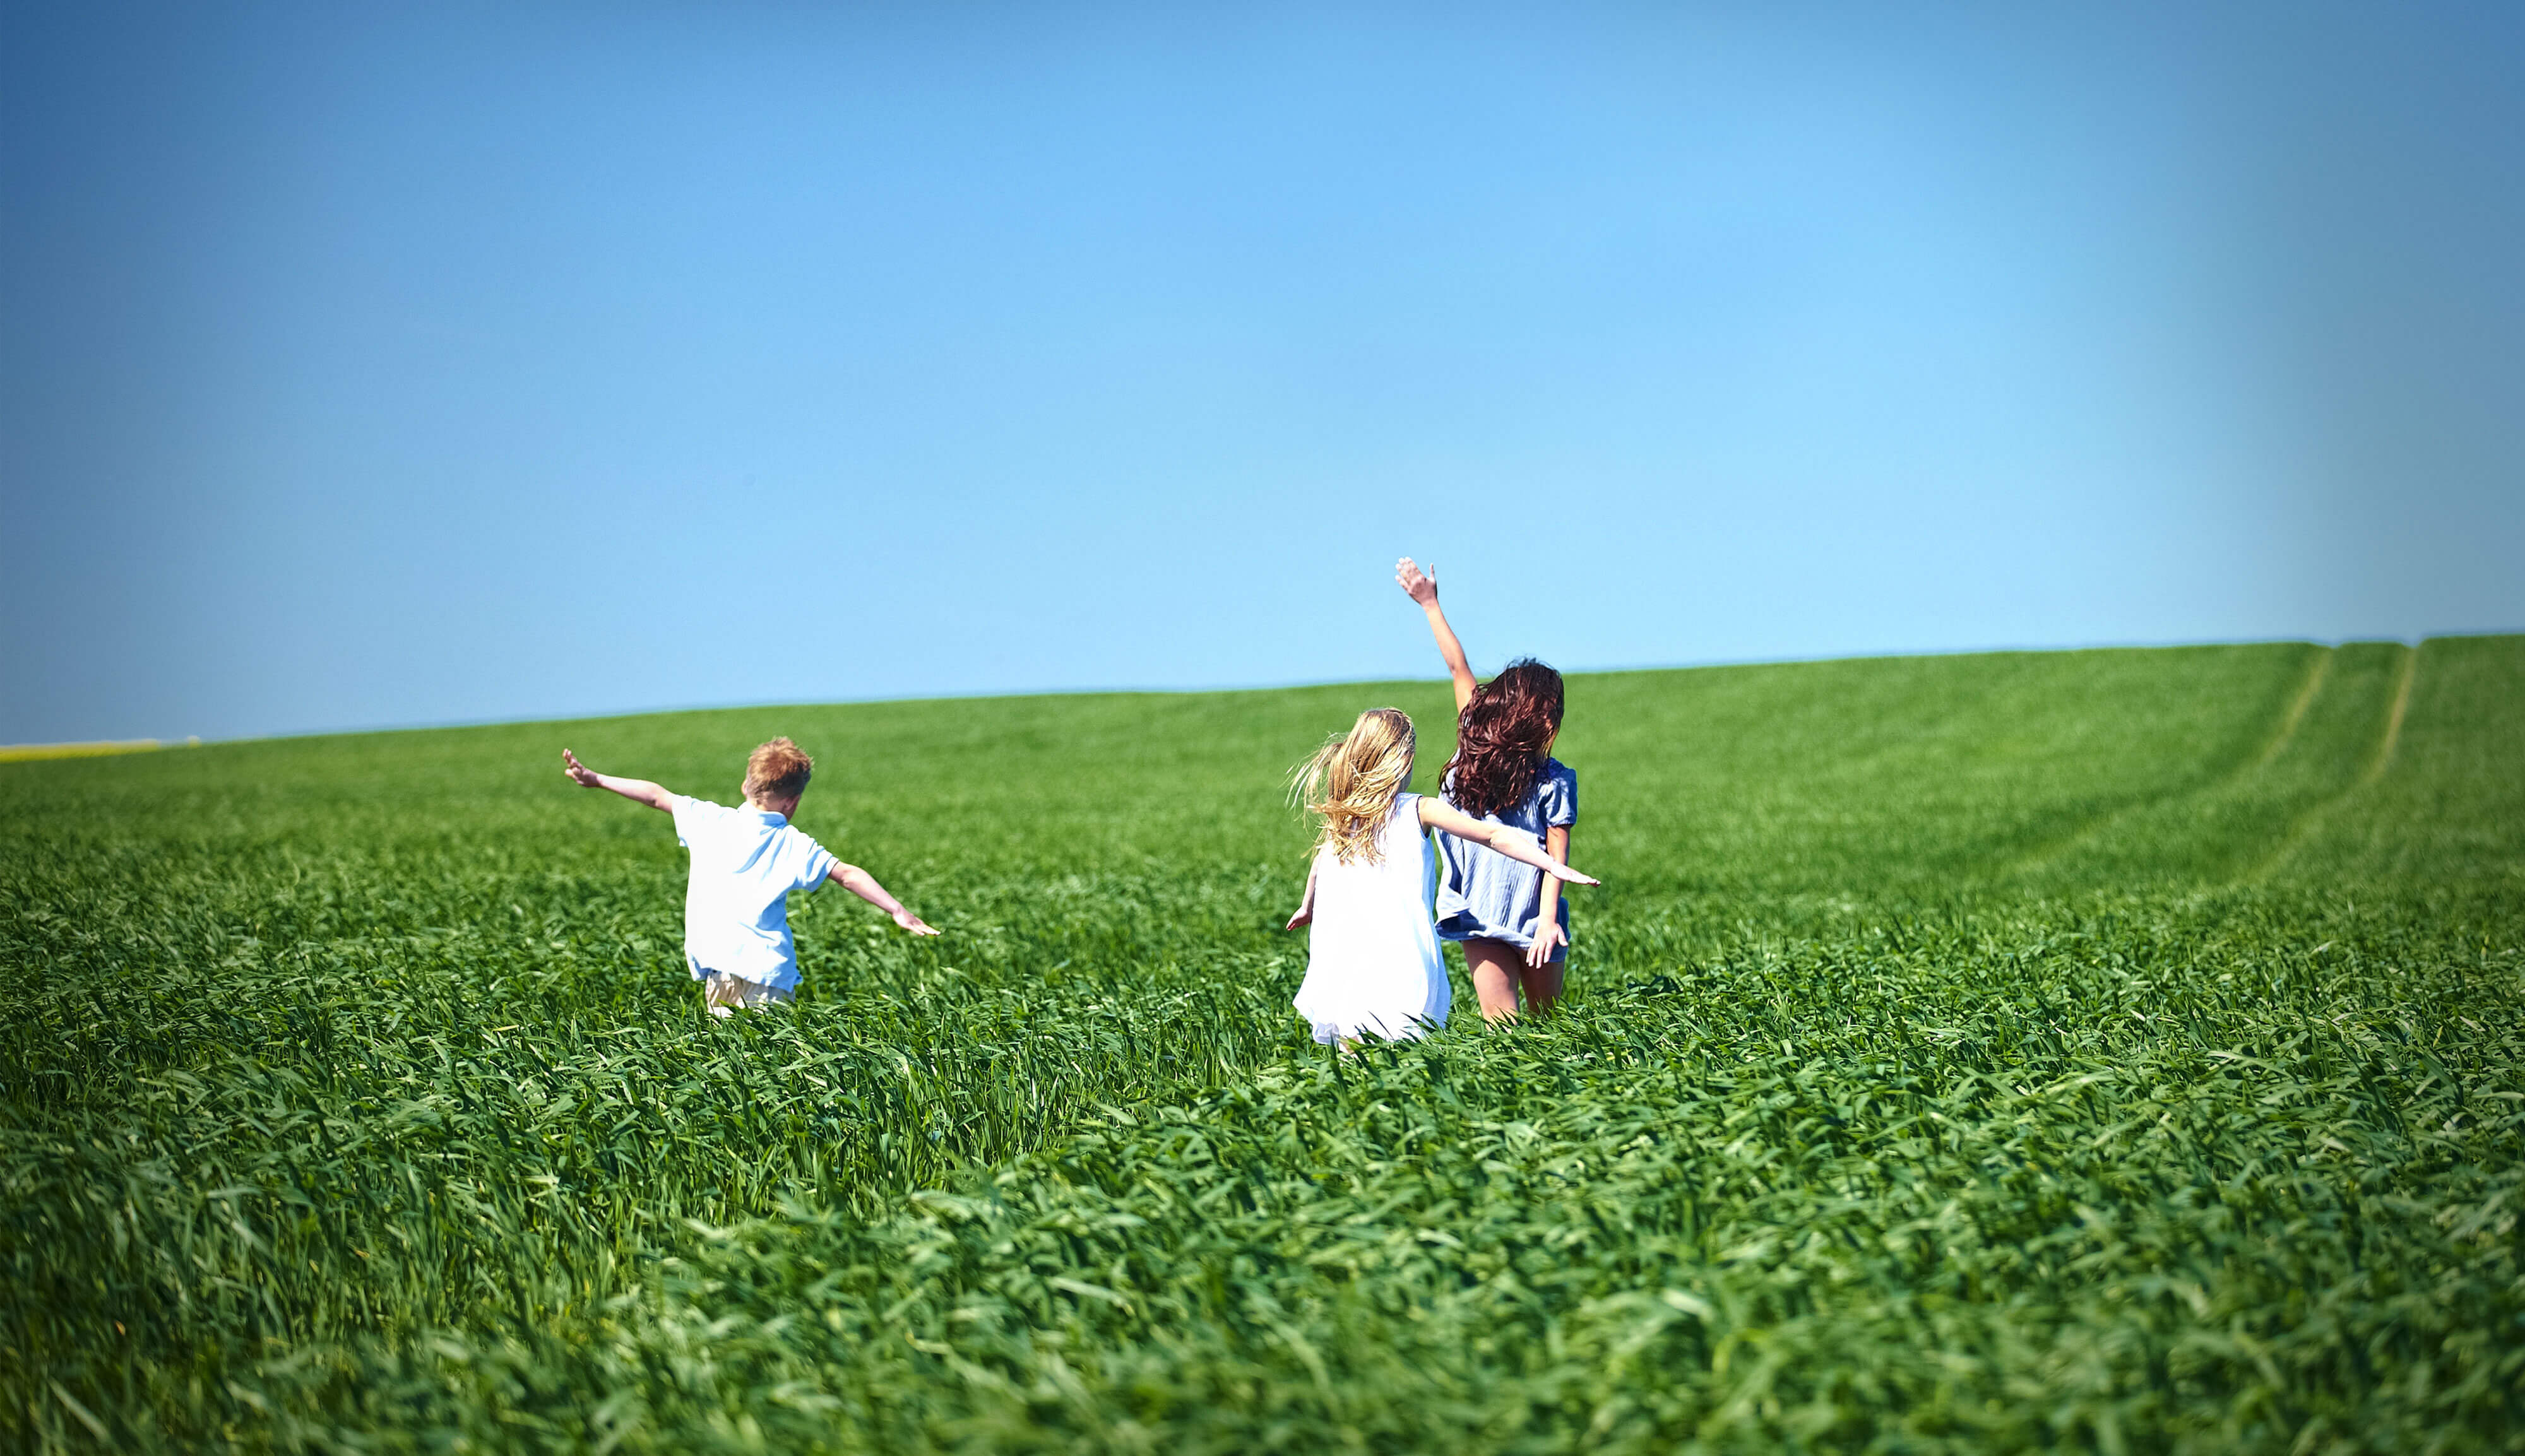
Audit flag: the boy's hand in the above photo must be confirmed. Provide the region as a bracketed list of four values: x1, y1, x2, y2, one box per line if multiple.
[564, 752, 676, 811]
[1396, 557, 1440, 607]
[892, 909, 941, 937]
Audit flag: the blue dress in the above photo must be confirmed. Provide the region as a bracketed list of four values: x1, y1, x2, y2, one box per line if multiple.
[1434, 758, 1578, 959]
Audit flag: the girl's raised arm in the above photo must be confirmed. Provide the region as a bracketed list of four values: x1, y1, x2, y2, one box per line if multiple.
[1396, 557, 1479, 713]
[1417, 798, 1599, 885]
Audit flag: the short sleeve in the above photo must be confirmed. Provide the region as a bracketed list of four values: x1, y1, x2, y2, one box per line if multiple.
[668, 794, 708, 848]
[1540, 764, 1577, 828]
[792, 832, 839, 891]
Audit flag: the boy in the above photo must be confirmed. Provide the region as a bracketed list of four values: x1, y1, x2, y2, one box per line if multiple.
[561, 737, 937, 1015]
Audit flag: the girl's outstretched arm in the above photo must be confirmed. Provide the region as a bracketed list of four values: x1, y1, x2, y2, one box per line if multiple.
[1528, 823, 1572, 968]
[828, 862, 941, 935]
[1417, 799, 1600, 885]
[1285, 866, 1320, 930]
[561, 750, 675, 812]
[1396, 557, 1479, 713]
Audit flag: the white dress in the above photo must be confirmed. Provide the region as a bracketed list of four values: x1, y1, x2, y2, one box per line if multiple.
[1292, 793, 1451, 1044]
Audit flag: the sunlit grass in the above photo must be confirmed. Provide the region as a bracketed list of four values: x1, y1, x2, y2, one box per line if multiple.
[3, 639, 2519, 1451]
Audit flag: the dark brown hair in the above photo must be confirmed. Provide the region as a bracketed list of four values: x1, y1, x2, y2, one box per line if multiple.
[743, 737, 814, 803]
[1444, 659, 1564, 817]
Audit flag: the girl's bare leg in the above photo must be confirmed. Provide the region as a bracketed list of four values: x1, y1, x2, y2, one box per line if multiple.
[1464, 938, 1527, 1022]
[1518, 958, 1566, 1017]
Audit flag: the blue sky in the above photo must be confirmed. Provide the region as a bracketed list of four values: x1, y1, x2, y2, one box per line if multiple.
[4, 1, 2519, 744]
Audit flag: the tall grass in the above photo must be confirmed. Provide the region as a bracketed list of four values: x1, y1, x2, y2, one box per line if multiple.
[3, 639, 2519, 1452]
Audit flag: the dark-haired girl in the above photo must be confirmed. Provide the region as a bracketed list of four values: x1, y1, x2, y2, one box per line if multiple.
[1396, 557, 1578, 1021]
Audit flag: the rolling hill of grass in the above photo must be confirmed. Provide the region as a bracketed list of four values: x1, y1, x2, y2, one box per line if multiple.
[3, 637, 2520, 1452]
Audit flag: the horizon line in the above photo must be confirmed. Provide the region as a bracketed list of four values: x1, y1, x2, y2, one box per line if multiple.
[13, 629, 2514, 757]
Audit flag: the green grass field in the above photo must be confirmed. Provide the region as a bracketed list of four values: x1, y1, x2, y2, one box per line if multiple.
[4, 637, 2521, 1453]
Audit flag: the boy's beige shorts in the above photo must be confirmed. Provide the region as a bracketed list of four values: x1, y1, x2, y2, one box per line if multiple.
[703, 973, 793, 1017]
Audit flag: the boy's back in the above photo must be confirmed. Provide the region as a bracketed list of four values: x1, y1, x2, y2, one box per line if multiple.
[672, 795, 835, 993]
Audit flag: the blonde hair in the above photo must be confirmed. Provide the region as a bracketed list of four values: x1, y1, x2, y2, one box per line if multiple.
[743, 737, 814, 803]
[1290, 708, 1416, 865]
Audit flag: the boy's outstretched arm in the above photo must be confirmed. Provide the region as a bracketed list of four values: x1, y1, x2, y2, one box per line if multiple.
[1417, 799, 1600, 885]
[1396, 557, 1479, 713]
[829, 862, 941, 936]
[562, 750, 675, 812]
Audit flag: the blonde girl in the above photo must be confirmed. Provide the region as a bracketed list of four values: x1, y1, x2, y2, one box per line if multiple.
[1284, 707, 1598, 1045]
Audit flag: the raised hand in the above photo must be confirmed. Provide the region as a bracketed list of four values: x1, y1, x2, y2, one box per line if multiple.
[1543, 861, 1600, 887]
[1397, 556, 1476, 709]
[892, 909, 942, 937]
[562, 751, 674, 810]
[1395, 556, 1439, 607]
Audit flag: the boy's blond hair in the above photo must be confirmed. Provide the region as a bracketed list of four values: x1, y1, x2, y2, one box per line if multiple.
[1291, 708, 1415, 865]
[744, 738, 814, 804]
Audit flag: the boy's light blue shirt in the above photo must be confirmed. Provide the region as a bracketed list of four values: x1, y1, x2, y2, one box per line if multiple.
[670, 795, 838, 991]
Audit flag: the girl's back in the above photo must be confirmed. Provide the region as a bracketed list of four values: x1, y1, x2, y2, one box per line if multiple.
[1294, 793, 1449, 1043]
[1435, 757, 1576, 948]
[1286, 710, 1451, 1045]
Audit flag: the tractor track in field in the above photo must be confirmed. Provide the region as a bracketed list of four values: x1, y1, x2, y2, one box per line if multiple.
[1995, 644, 2334, 884]
[2243, 642, 2419, 883]
[2254, 648, 2333, 768]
